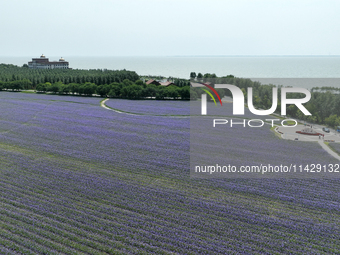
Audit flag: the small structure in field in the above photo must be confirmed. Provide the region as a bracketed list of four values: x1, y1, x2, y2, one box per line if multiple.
[296, 127, 323, 136]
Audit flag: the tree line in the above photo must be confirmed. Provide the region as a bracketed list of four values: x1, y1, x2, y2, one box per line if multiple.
[0, 64, 190, 99]
[0, 79, 190, 100]
[0, 64, 139, 87]
[36, 80, 190, 99]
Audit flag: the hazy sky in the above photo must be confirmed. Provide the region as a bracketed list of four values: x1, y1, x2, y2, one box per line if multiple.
[1, 0, 339, 56]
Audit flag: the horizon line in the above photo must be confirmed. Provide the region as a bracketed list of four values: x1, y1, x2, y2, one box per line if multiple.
[1, 54, 340, 58]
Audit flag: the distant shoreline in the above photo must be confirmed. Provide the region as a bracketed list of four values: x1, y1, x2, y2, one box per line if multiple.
[2, 54, 340, 57]
[2, 56, 340, 79]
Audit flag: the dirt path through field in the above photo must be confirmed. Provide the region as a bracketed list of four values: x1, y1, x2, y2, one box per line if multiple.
[100, 98, 189, 118]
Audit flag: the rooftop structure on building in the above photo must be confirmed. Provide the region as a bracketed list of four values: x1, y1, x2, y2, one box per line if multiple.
[145, 79, 160, 85]
[28, 54, 69, 69]
[159, 81, 175, 87]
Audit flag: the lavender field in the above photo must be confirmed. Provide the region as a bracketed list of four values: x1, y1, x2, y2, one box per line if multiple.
[329, 142, 340, 155]
[105, 99, 190, 115]
[0, 92, 340, 254]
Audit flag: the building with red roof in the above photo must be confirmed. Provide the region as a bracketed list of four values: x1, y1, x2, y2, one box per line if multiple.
[145, 79, 160, 85]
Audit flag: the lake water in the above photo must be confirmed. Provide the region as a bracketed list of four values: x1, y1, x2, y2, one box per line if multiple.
[2, 56, 340, 87]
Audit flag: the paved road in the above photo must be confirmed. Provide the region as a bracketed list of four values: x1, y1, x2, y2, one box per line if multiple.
[276, 124, 340, 142]
[275, 124, 340, 161]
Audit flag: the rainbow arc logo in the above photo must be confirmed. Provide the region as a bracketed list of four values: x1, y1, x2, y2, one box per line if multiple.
[200, 82, 222, 106]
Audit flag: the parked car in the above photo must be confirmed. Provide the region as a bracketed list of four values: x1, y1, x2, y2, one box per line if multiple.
[322, 127, 330, 133]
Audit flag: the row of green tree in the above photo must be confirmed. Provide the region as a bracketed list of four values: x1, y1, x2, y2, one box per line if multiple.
[0, 64, 139, 87]
[287, 91, 340, 126]
[0, 79, 32, 90]
[1, 79, 191, 99]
